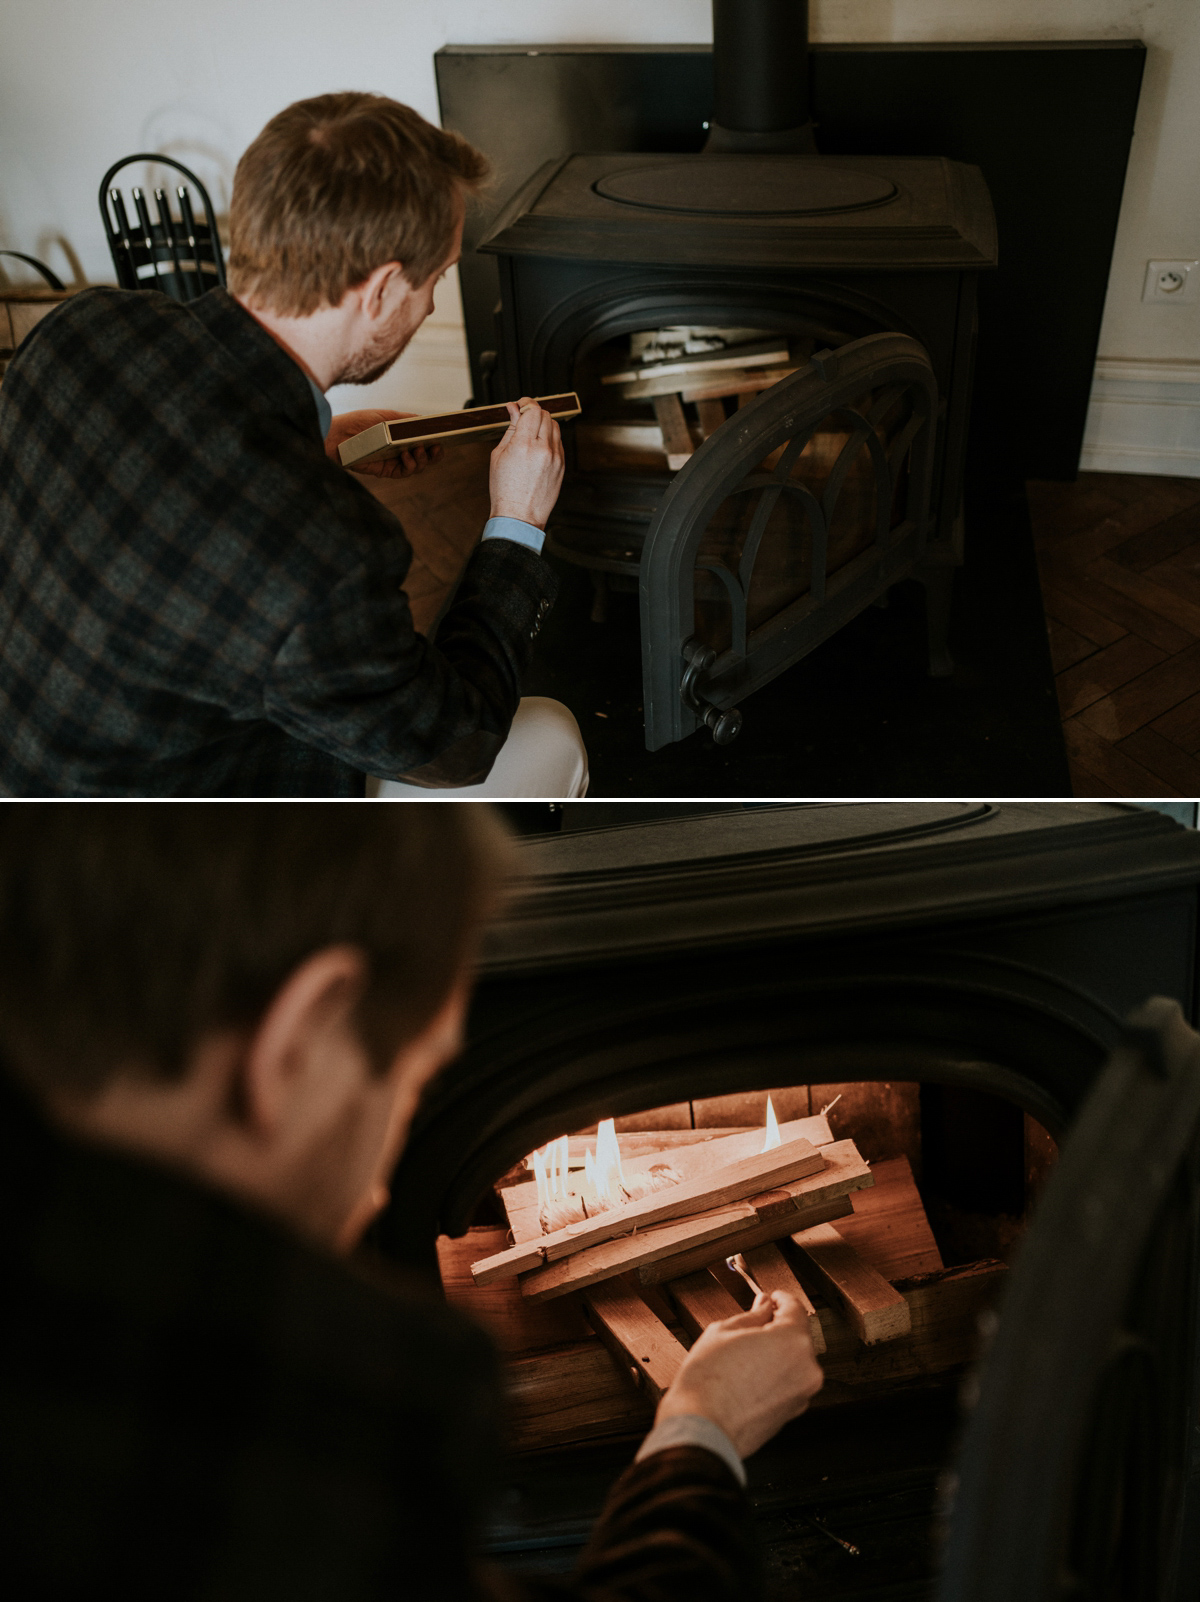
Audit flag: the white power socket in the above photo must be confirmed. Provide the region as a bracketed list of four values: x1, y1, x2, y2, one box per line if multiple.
[1143, 260, 1199, 303]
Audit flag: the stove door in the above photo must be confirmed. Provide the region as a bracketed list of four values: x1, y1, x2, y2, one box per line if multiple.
[639, 330, 939, 751]
[940, 997, 1200, 1602]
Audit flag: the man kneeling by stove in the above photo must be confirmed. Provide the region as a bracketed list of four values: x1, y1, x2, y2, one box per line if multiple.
[0, 804, 821, 1601]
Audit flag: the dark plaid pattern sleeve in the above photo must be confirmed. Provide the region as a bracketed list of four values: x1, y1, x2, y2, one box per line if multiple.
[485, 1448, 761, 1602]
[0, 286, 557, 796]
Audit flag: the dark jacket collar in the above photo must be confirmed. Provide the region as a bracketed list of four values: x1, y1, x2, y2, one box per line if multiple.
[186, 288, 323, 442]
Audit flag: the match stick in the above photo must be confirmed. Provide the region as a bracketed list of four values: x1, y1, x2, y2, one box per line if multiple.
[725, 1253, 765, 1299]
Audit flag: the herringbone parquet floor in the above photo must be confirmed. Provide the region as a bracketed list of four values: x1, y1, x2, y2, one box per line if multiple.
[1027, 471, 1200, 798]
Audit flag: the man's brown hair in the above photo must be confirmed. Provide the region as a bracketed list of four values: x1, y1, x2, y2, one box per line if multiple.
[228, 92, 488, 316]
[0, 803, 512, 1096]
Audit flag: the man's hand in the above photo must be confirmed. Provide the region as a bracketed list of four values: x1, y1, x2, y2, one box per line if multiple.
[488, 398, 565, 530]
[655, 1292, 824, 1459]
[325, 409, 443, 480]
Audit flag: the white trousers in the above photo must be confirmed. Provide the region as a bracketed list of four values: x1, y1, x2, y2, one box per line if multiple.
[370, 696, 589, 799]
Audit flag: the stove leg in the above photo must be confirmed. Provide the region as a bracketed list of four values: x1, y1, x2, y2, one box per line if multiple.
[920, 566, 955, 677]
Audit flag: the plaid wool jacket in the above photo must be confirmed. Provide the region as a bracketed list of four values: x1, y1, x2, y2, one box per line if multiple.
[0, 287, 556, 796]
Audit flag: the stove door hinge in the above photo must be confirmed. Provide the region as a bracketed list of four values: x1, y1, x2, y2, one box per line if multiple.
[680, 638, 743, 745]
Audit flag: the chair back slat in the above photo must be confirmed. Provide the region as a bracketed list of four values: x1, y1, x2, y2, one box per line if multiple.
[99, 154, 226, 303]
[154, 189, 186, 286]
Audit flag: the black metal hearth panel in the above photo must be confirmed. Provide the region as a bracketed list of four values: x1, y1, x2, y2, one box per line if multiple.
[436, 39, 1143, 482]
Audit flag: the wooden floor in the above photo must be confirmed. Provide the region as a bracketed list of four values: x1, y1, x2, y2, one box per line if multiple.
[1028, 471, 1200, 798]
[357, 440, 490, 635]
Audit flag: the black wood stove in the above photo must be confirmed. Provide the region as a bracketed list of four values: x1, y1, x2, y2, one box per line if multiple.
[386, 803, 1200, 1601]
[477, 2, 997, 752]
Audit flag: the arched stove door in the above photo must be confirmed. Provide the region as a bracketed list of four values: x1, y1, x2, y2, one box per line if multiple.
[940, 997, 1200, 1602]
[638, 330, 941, 751]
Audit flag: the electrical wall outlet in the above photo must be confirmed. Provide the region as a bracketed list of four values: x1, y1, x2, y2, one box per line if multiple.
[1143, 260, 1199, 304]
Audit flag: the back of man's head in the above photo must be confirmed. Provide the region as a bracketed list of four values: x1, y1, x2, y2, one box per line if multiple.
[228, 91, 488, 316]
[0, 803, 510, 1098]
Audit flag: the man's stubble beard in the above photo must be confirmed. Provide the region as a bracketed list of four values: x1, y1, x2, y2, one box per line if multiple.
[338, 308, 417, 386]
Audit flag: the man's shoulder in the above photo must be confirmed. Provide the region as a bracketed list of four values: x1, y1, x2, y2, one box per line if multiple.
[0, 1082, 504, 1595]
[1, 1084, 495, 1411]
[31, 283, 196, 345]
[4, 284, 225, 414]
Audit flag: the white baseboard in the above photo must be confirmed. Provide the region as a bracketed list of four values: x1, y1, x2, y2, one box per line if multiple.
[1080, 357, 1200, 478]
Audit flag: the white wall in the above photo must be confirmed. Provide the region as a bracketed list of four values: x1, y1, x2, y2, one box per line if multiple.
[2, 1, 1196, 468]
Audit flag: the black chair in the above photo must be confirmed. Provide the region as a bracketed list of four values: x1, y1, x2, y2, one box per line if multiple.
[99, 154, 226, 302]
[0, 251, 65, 291]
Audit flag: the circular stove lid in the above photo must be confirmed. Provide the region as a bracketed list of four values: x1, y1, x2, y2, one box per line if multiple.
[593, 160, 898, 217]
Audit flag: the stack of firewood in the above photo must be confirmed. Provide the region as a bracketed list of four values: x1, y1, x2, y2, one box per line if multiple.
[439, 1110, 1006, 1452]
[577, 333, 801, 475]
[471, 1115, 924, 1401]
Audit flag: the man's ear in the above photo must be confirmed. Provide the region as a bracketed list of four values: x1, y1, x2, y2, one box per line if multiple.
[239, 946, 370, 1136]
[358, 261, 409, 321]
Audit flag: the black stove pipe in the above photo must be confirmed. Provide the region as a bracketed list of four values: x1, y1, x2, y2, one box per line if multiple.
[705, 0, 817, 153]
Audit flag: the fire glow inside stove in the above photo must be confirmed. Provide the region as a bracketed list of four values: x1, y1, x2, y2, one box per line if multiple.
[384, 803, 1200, 1602]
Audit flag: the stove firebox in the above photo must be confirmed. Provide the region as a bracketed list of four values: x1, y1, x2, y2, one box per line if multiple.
[385, 803, 1200, 1601]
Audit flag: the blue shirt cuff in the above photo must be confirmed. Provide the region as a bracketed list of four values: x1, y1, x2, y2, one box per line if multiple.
[634, 1414, 746, 1487]
[481, 515, 545, 555]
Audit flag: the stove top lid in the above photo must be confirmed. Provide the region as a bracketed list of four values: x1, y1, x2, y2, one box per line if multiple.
[593, 159, 898, 217]
[478, 153, 998, 271]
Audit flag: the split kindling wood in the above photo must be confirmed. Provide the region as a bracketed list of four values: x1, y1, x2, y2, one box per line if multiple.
[635, 1193, 854, 1286]
[517, 1142, 872, 1302]
[499, 1114, 836, 1246]
[582, 1278, 687, 1402]
[667, 1271, 744, 1340]
[471, 1136, 827, 1285]
[739, 1241, 827, 1355]
[791, 1221, 912, 1344]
